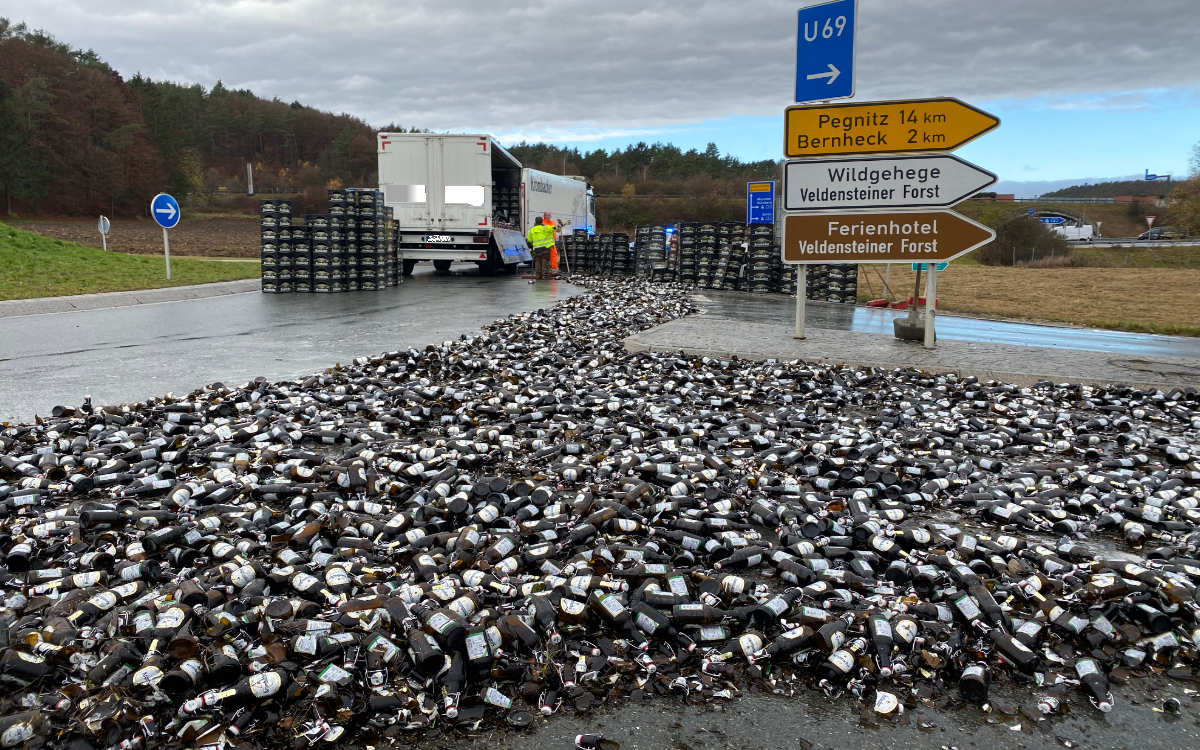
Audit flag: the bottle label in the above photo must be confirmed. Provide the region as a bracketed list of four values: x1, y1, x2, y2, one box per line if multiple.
[428, 612, 455, 634]
[306, 620, 332, 632]
[765, 598, 788, 616]
[894, 620, 917, 642]
[294, 634, 318, 655]
[871, 618, 891, 639]
[1075, 659, 1098, 677]
[801, 606, 828, 622]
[318, 664, 352, 683]
[483, 686, 512, 709]
[667, 575, 689, 597]
[738, 633, 764, 654]
[179, 659, 204, 682]
[89, 591, 119, 610]
[292, 573, 319, 591]
[598, 594, 625, 618]
[1017, 621, 1040, 639]
[157, 608, 186, 629]
[250, 671, 283, 696]
[699, 625, 726, 641]
[828, 650, 854, 673]
[635, 612, 659, 634]
[132, 611, 154, 632]
[465, 632, 489, 660]
[955, 595, 981, 619]
[132, 665, 163, 687]
[1, 724, 34, 746]
[120, 565, 143, 581]
[962, 663, 985, 679]
[326, 568, 351, 588]
[829, 631, 846, 651]
[212, 542, 235, 558]
[561, 598, 586, 616]
[231, 566, 256, 588]
[911, 529, 931, 544]
[492, 537, 515, 557]
[367, 632, 398, 656]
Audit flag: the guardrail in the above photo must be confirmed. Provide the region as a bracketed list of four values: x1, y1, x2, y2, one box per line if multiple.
[1084, 239, 1200, 248]
[1013, 197, 1118, 203]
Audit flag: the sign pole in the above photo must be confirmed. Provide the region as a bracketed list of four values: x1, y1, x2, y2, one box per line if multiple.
[163, 228, 172, 280]
[101, 232, 107, 252]
[923, 265, 936, 348]
[794, 266, 806, 339]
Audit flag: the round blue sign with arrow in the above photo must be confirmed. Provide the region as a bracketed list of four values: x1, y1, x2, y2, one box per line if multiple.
[150, 192, 181, 229]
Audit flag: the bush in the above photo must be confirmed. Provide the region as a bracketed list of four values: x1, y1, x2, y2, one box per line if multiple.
[977, 216, 1071, 266]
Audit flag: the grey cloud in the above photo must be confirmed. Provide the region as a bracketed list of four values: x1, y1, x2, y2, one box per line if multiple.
[3, 0, 1197, 138]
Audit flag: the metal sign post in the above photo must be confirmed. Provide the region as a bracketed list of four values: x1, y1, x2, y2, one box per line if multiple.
[97, 215, 110, 251]
[924, 265, 937, 348]
[795, 266, 807, 339]
[150, 192, 181, 280]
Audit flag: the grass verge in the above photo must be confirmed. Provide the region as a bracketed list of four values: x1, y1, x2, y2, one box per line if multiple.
[857, 264, 1200, 337]
[0, 221, 260, 300]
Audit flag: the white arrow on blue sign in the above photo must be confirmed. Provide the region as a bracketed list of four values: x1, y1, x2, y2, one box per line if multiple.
[795, 0, 856, 104]
[151, 192, 181, 229]
[1039, 216, 1066, 225]
[912, 262, 949, 272]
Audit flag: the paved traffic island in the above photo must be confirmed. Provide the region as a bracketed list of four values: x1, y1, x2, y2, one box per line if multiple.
[625, 294, 1200, 391]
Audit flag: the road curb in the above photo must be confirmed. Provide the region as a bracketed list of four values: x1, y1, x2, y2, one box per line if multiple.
[0, 278, 261, 319]
[624, 317, 1200, 391]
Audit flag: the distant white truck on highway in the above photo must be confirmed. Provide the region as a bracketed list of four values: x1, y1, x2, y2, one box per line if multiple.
[1049, 222, 1095, 241]
[377, 133, 595, 275]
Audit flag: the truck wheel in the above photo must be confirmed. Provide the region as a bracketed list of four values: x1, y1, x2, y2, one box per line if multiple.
[402, 259, 418, 276]
[433, 259, 453, 274]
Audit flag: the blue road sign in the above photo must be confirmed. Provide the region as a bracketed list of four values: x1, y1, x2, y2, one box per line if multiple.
[795, 0, 856, 103]
[150, 192, 181, 229]
[1039, 216, 1065, 225]
[747, 181, 775, 224]
[911, 262, 948, 272]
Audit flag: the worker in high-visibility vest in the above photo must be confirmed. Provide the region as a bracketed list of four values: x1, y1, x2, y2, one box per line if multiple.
[543, 212, 561, 274]
[525, 217, 556, 280]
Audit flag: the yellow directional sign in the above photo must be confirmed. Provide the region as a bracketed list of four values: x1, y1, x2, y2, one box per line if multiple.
[784, 97, 999, 158]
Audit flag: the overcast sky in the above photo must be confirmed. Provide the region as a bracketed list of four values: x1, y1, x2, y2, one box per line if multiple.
[4, 0, 1199, 186]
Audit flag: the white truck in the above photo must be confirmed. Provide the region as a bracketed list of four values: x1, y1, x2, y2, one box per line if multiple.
[377, 133, 595, 275]
[1049, 222, 1095, 241]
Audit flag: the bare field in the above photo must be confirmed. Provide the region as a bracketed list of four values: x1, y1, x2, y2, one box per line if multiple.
[859, 264, 1200, 336]
[12, 217, 260, 258]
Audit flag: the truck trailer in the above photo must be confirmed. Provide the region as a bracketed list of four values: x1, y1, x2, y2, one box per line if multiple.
[377, 133, 595, 275]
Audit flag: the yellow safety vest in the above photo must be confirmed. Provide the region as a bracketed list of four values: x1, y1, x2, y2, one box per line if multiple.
[527, 224, 556, 249]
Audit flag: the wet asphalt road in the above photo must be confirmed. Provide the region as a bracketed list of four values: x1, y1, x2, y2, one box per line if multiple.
[0, 268, 580, 422]
[4, 277, 1199, 423]
[696, 290, 1200, 360]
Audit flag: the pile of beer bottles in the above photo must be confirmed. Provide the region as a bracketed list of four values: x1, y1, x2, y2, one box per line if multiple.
[260, 190, 401, 294]
[0, 278, 1198, 747]
[563, 233, 630, 276]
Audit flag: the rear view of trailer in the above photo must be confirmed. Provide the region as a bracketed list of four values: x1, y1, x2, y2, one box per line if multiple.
[378, 133, 530, 274]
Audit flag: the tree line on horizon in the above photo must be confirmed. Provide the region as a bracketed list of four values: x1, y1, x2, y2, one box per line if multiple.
[0, 19, 780, 225]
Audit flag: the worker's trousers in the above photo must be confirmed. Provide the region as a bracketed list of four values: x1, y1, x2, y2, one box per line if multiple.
[533, 247, 551, 279]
